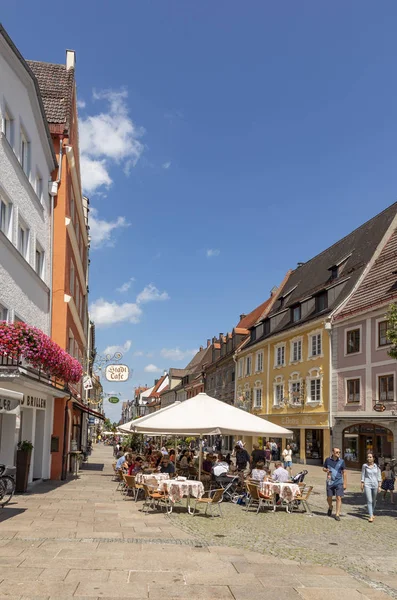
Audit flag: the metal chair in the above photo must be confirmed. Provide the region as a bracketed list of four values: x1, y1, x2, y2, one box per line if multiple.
[245, 481, 272, 514]
[193, 488, 224, 517]
[290, 485, 314, 515]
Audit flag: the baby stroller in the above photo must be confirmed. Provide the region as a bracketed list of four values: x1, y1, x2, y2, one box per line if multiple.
[212, 474, 240, 502]
[291, 469, 308, 484]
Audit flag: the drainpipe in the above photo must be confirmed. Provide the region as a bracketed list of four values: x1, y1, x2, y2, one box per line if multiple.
[48, 135, 63, 336]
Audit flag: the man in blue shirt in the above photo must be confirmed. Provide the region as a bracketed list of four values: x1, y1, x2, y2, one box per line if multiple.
[323, 447, 347, 521]
[116, 453, 126, 470]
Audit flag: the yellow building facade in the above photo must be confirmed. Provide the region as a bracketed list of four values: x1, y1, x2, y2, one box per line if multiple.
[236, 317, 331, 464]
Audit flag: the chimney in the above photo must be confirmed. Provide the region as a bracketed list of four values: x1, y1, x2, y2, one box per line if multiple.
[270, 286, 278, 296]
[66, 50, 76, 70]
[207, 339, 211, 348]
[219, 333, 223, 342]
[297, 262, 305, 268]
[199, 346, 203, 351]
[240, 314, 246, 321]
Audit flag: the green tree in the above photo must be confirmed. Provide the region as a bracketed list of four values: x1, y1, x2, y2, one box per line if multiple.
[386, 303, 397, 359]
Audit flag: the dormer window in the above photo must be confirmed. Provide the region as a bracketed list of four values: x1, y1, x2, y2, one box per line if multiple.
[263, 319, 270, 335]
[330, 266, 338, 280]
[315, 291, 328, 313]
[251, 328, 257, 342]
[291, 305, 301, 323]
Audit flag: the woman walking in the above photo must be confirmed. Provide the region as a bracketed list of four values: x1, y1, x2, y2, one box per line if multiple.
[361, 452, 382, 522]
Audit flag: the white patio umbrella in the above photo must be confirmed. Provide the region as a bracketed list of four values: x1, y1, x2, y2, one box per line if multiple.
[117, 401, 181, 433]
[127, 392, 293, 475]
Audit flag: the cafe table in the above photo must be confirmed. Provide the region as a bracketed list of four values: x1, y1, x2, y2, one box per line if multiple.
[135, 472, 170, 485]
[260, 481, 301, 513]
[158, 479, 204, 514]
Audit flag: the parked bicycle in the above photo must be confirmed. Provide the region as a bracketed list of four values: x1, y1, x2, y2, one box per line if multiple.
[0, 464, 16, 507]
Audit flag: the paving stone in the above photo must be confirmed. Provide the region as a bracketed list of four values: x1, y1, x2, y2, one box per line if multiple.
[0, 567, 43, 581]
[64, 569, 110, 583]
[296, 590, 367, 600]
[74, 581, 148, 597]
[0, 580, 78, 597]
[148, 583, 233, 598]
[230, 585, 301, 600]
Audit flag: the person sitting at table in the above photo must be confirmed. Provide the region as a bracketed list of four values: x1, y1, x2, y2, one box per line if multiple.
[179, 450, 190, 472]
[202, 453, 213, 474]
[168, 449, 176, 463]
[116, 452, 127, 470]
[272, 461, 290, 483]
[160, 455, 175, 475]
[251, 461, 268, 484]
[129, 456, 143, 476]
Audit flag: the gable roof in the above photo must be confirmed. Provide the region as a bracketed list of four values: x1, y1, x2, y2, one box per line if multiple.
[247, 203, 397, 344]
[336, 222, 397, 320]
[236, 297, 273, 329]
[27, 59, 75, 129]
[184, 346, 213, 373]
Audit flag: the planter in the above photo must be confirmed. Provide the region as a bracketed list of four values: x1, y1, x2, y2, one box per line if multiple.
[16, 450, 32, 493]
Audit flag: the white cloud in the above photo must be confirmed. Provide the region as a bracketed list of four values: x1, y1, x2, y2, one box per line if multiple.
[103, 340, 132, 356]
[77, 99, 86, 109]
[89, 298, 142, 327]
[117, 277, 135, 293]
[80, 88, 145, 194]
[144, 364, 162, 373]
[89, 207, 130, 249]
[206, 248, 220, 258]
[81, 156, 112, 194]
[162, 161, 171, 170]
[136, 284, 170, 304]
[160, 348, 197, 361]
[133, 351, 144, 357]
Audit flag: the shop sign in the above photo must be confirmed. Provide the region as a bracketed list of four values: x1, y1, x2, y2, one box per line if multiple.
[88, 417, 95, 424]
[270, 413, 329, 428]
[108, 396, 120, 404]
[83, 375, 93, 391]
[0, 395, 20, 413]
[373, 402, 386, 412]
[21, 395, 46, 409]
[105, 364, 129, 382]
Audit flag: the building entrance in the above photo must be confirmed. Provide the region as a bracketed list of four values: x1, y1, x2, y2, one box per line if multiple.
[342, 424, 393, 468]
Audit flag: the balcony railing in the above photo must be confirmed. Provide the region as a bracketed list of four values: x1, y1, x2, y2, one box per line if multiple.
[0, 354, 69, 393]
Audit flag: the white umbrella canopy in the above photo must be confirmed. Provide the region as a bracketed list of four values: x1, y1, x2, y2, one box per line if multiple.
[129, 393, 293, 438]
[117, 401, 181, 434]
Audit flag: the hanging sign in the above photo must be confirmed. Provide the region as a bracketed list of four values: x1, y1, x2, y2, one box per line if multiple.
[83, 375, 93, 390]
[105, 364, 129, 382]
[373, 403, 386, 412]
[108, 396, 120, 404]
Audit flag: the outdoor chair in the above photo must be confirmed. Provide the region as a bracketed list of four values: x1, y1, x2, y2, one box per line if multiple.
[290, 485, 313, 516]
[142, 483, 170, 514]
[123, 475, 144, 501]
[245, 481, 272, 514]
[193, 488, 224, 517]
[188, 466, 198, 480]
[116, 469, 126, 491]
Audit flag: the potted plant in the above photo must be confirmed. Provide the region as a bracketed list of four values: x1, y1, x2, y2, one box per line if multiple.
[16, 440, 33, 493]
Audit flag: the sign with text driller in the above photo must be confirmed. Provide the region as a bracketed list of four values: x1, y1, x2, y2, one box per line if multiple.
[105, 364, 129, 382]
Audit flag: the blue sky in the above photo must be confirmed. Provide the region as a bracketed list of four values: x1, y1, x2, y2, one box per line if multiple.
[3, 2, 397, 421]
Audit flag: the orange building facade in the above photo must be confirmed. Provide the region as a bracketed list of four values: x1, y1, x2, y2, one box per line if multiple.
[28, 52, 93, 479]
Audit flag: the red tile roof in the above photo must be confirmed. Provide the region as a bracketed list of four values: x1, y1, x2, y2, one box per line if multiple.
[27, 60, 75, 128]
[236, 297, 273, 329]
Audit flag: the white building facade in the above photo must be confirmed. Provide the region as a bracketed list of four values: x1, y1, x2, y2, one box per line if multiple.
[0, 26, 58, 483]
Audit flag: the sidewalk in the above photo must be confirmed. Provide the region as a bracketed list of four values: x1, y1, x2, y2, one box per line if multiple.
[0, 445, 392, 599]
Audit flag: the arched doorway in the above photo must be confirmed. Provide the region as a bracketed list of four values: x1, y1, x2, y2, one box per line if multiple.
[342, 424, 393, 468]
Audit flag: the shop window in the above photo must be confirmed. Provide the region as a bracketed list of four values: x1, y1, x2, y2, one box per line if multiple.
[378, 321, 390, 347]
[379, 375, 394, 402]
[346, 378, 360, 403]
[346, 328, 360, 354]
[305, 430, 323, 460]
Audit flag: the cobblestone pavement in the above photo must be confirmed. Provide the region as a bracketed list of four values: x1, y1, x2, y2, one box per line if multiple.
[0, 446, 394, 599]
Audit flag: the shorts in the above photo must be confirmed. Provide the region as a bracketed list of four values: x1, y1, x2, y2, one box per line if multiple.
[284, 461, 292, 468]
[326, 484, 344, 497]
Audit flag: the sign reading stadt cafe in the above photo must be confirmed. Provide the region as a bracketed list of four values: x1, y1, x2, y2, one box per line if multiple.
[105, 364, 129, 382]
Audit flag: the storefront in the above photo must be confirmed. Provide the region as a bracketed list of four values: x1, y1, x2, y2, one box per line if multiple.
[341, 423, 395, 469]
[267, 412, 330, 465]
[0, 383, 59, 484]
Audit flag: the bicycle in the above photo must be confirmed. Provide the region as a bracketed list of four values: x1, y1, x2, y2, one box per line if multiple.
[0, 464, 16, 507]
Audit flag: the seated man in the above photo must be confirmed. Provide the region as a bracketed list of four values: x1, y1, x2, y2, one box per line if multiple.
[272, 461, 290, 483]
[116, 452, 127, 470]
[160, 455, 175, 475]
[129, 456, 143, 476]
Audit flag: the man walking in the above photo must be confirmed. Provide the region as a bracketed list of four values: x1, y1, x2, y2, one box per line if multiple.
[323, 447, 347, 521]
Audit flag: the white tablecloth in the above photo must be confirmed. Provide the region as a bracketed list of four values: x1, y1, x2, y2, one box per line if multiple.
[158, 479, 204, 503]
[135, 472, 170, 485]
[260, 481, 300, 502]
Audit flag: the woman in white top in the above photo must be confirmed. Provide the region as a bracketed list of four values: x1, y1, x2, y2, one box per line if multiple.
[250, 461, 268, 484]
[282, 444, 293, 476]
[361, 452, 382, 523]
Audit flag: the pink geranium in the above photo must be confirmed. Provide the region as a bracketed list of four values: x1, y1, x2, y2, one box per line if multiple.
[0, 322, 82, 384]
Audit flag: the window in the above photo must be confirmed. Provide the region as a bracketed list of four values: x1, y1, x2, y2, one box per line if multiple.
[0, 303, 8, 322]
[346, 328, 360, 354]
[255, 351, 263, 372]
[379, 375, 394, 402]
[290, 381, 301, 405]
[17, 223, 29, 259]
[3, 109, 13, 145]
[231, 370, 235, 382]
[70, 260, 75, 295]
[378, 321, 390, 347]
[35, 173, 43, 202]
[309, 378, 321, 403]
[20, 128, 30, 176]
[245, 356, 252, 376]
[263, 320, 270, 336]
[68, 334, 74, 356]
[274, 383, 284, 406]
[254, 387, 262, 408]
[346, 379, 360, 403]
[251, 328, 256, 343]
[35, 245, 44, 278]
[310, 333, 322, 357]
[330, 266, 338, 280]
[292, 340, 302, 362]
[292, 305, 301, 322]
[238, 359, 243, 378]
[275, 344, 285, 367]
[316, 292, 328, 313]
[0, 198, 11, 238]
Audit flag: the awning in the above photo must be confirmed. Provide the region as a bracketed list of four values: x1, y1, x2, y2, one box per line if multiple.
[73, 400, 105, 421]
